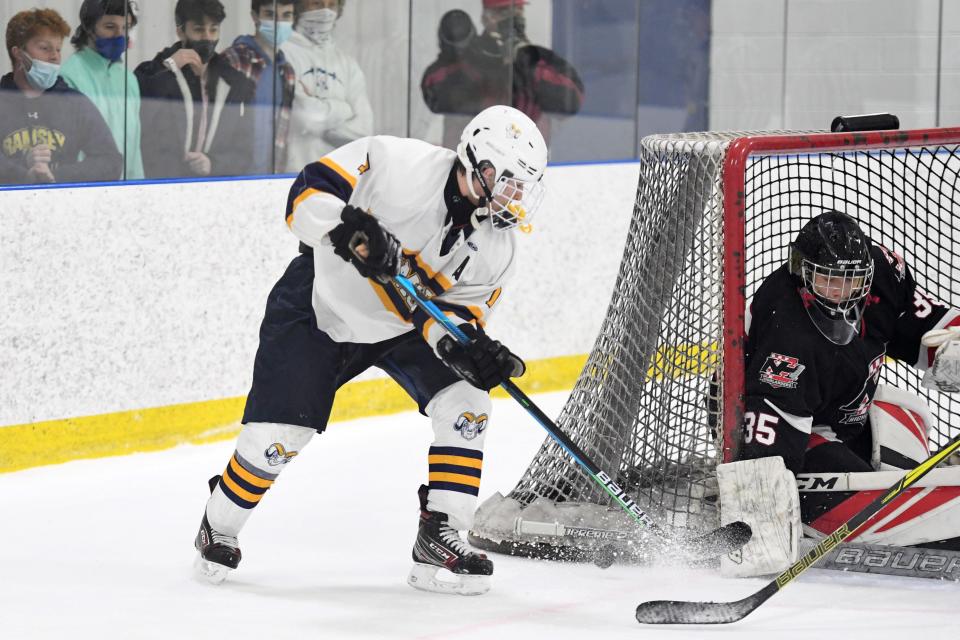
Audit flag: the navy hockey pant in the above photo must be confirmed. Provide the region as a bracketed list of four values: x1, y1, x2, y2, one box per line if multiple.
[242, 253, 461, 432]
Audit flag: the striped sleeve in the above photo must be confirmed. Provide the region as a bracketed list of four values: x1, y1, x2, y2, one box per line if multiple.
[284, 137, 370, 247]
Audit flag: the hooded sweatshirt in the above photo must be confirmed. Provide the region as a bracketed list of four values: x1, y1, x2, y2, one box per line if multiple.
[0, 74, 122, 184]
[134, 42, 255, 179]
[279, 30, 373, 173]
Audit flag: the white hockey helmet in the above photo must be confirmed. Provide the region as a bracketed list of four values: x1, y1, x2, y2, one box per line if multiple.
[456, 105, 547, 232]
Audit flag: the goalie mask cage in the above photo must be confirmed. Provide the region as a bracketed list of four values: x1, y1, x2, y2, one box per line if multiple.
[470, 126, 960, 558]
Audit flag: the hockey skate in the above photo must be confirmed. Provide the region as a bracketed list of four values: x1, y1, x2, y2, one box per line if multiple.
[408, 485, 493, 596]
[193, 476, 241, 585]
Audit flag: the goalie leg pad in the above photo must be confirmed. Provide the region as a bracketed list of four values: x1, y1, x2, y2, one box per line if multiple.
[799, 467, 960, 548]
[868, 385, 933, 471]
[718, 456, 801, 578]
[425, 381, 491, 531]
[206, 421, 316, 536]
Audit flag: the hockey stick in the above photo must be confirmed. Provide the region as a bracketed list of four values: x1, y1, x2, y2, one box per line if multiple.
[392, 273, 752, 560]
[635, 432, 960, 625]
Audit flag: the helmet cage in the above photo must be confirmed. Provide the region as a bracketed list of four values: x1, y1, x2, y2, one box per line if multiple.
[488, 173, 544, 231]
[800, 258, 874, 316]
[797, 258, 874, 345]
[463, 143, 545, 232]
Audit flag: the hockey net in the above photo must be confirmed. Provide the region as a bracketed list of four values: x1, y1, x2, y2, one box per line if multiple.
[470, 127, 960, 559]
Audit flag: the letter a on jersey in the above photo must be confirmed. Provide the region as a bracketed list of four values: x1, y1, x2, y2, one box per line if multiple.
[759, 352, 806, 389]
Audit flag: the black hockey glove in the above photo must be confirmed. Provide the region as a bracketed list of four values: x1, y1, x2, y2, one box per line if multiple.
[437, 323, 525, 391]
[328, 205, 403, 283]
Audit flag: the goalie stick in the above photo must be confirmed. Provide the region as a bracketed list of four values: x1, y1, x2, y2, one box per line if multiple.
[391, 273, 752, 561]
[635, 432, 960, 625]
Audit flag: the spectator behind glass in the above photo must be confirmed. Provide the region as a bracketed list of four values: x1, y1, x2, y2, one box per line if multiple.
[220, 1, 296, 174]
[134, 0, 254, 179]
[0, 8, 122, 185]
[421, 0, 583, 147]
[62, 0, 144, 180]
[280, 0, 373, 173]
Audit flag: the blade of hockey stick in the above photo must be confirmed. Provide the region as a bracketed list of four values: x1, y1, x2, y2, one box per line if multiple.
[635, 432, 960, 625]
[392, 274, 751, 560]
[516, 518, 751, 568]
[674, 520, 752, 560]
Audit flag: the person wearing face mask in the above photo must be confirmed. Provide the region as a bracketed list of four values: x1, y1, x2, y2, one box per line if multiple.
[61, 0, 144, 180]
[220, 1, 297, 174]
[0, 8, 122, 185]
[421, 0, 583, 148]
[280, 0, 373, 173]
[134, 0, 255, 179]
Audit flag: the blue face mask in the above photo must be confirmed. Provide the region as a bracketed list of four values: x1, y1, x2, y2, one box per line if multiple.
[21, 53, 60, 91]
[94, 35, 127, 62]
[258, 20, 293, 47]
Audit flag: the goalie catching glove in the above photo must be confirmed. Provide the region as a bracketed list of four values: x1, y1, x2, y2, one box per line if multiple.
[922, 326, 960, 393]
[328, 205, 403, 283]
[437, 323, 525, 391]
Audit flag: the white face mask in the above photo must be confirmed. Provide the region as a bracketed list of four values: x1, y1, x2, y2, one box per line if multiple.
[20, 52, 60, 91]
[297, 8, 338, 44]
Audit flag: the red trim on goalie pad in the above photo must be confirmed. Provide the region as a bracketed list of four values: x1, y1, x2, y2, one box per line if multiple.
[873, 401, 928, 451]
[808, 489, 915, 539]
[875, 486, 960, 533]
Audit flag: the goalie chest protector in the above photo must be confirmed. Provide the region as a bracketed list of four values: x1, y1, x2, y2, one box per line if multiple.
[744, 245, 948, 457]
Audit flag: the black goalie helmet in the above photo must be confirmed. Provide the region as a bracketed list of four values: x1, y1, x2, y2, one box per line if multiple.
[788, 210, 875, 345]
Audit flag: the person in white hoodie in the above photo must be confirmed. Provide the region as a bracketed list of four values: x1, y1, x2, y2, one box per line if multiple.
[280, 0, 373, 172]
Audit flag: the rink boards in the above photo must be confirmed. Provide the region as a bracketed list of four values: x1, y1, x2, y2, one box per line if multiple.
[0, 163, 637, 471]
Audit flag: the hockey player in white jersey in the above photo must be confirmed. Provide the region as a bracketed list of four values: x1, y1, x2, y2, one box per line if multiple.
[193, 105, 548, 596]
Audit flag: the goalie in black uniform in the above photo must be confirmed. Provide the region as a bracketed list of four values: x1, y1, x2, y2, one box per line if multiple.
[719, 210, 960, 577]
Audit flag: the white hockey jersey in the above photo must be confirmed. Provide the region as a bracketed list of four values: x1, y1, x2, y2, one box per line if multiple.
[280, 31, 374, 173]
[284, 135, 517, 349]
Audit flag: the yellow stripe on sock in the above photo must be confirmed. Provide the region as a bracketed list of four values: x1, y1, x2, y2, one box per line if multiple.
[221, 471, 265, 504]
[228, 456, 273, 489]
[429, 472, 482, 488]
[428, 455, 483, 469]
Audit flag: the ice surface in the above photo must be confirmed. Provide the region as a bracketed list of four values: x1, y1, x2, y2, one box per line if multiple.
[0, 392, 956, 639]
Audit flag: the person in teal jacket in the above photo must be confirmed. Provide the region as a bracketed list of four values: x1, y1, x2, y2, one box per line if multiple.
[61, 0, 144, 180]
